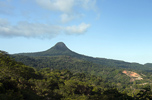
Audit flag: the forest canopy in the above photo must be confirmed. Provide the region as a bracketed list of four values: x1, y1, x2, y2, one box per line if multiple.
[0, 50, 152, 99]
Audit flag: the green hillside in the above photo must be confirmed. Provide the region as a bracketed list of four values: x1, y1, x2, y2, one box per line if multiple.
[1, 50, 143, 100]
[10, 42, 152, 99]
[14, 42, 152, 71]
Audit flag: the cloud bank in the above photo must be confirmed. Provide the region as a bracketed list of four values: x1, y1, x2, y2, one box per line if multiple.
[0, 18, 90, 38]
[0, 0, 98, 38]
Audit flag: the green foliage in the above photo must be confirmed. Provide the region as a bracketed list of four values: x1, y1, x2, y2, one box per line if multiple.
[12, 54, 152, 95]
[11, 42, 152, 95]
[1, 50, 152, 99]
[14, 42, 152, 72]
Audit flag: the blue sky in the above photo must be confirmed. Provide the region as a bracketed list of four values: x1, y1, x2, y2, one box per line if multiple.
[0, 0, 152, 64]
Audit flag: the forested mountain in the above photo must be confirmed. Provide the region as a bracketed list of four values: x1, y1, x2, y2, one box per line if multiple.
[1, 50, 152, 99]
[0, 50, 139, 100]
[10, 42, 152, 98]
[16, 42, 80, 57]
[14, 42, 152, 71]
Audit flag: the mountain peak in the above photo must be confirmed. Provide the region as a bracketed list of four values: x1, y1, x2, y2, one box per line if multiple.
[16, 42, 78, 57]
[53, 42, 69, 51]
[55, 42, 66, 47]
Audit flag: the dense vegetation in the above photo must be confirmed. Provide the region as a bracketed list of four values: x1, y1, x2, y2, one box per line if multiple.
[1, 42, 152, 99]
[11, 42, 152, 98]
[1, 50, 152, 99]
[13, 54, 152, 94]
[15, 42, 152, 72]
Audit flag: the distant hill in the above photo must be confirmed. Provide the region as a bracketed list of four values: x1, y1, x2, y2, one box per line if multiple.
[14, 42, 152, 71]
[16, 42, 80, 57]
[10, 42, 152, 96]
[0, 50, 139, 100]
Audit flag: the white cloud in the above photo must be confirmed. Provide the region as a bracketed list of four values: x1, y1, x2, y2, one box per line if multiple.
[0, 18, 90, 38]
[65, 23, 90, 34]
[35, 0, 75, 13]
[35, 0, 98, 22]
[0, 18, 62, 38]
[35, 0, 97, 13]
[78, 0, 97, 10]
[0, 18, 9, 26]
[0, 0, 98, 38]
